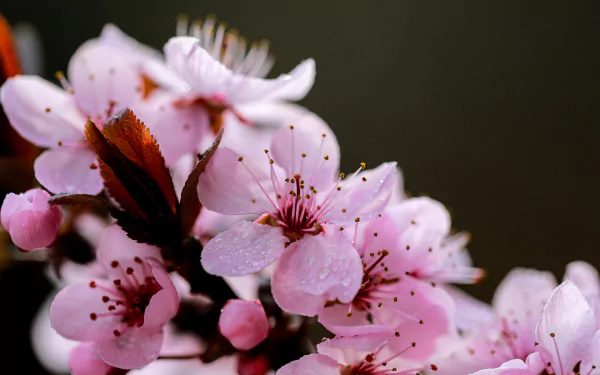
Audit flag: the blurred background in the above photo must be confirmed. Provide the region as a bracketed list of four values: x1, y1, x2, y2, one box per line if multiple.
[1, 1, 599, 373]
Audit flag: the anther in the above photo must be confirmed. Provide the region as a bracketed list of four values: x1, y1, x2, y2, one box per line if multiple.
[362, 177, 367, 181]
[90, 313, 97, 320]
[102, 296, 109, 303]
[355, 218, 360, 223]
[113, 330, 121, 337]
[289, 125, 294, 129]
[393, 297, 398, 302]
[410, 290, 415, 296]
[377, 302, 383, 307]
[406, 245, 411, 250]
[419, 320, 424, 324]
[89, 163, 98, 170]
[412, 342, 416, 347]
[550, 332, 555, 337]
[134, 257, 142, 263]
[324, 155, 329, 160]
[238, 157, 243, 161]
[108, 305, 116, 311]
[322, 133, 326, 137]
[395, 332, 400, 337]
[301, 153, 306, 158]
[431, 365, 438, 371]
[113, 279, 121, 286]
[111, 261, 119, 268]
[45, 107, 51, 113]
[126, 267, 134, 275]
[360, 162, 366, 169]
[89, 281, 97, 288]
[57, 141, 63, 146]
[339, 172, 345, 179]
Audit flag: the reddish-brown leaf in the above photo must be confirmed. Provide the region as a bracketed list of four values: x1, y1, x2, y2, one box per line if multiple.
[48, 193, 110, 209]
[102, 109, 177, 216]
[179, 130, 223, 237]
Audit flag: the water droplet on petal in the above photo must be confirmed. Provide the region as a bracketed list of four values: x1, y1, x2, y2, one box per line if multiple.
[318, 268, 330, 279]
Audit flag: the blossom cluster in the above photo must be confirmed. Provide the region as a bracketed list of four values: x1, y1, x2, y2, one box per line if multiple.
[0, 14, 597, 375]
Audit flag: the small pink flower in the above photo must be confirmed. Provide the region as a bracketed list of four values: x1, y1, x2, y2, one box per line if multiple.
[198, 123, 396, 310]
[434, 268, 558, 375]
[1, 188, 63, 251]
[279, 319, 442, 375]
[50, 225, 179, 369]
[218, 299, 270, 351]
[0, 38, 140, 194]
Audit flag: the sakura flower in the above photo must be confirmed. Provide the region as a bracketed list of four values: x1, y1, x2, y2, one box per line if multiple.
[198, 123, 396, 313]
[279, 316, 444, 375]
[0, 37, 140, 194]
[434, 268, 558, 375]
[49, 225, 179, 369]
[297, 197, 457, 328]
[219, 299, 270, 350]
[136, 17, 315, 165]
[1, 188, 63, 251]
[535, 281, 598, 375]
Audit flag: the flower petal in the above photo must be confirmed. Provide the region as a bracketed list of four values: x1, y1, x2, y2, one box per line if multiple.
[98, 328, 163, 369]
[272, 244, 329, 316]
[1, 192, 29, 230]
[470, 359, 537, 375]
[276, 354, 339, 375]
[34, 147, 103, 194]
[493, 268, 557, 358]
[288, 232, 362, 304]
[323, 324, 394, 351]
[134, 91, 208, 165]
[536, 281, 596, 375]
[50, 281, 122, 341]
[143, 260, 180, 330]
[97, 224, 162, 274]
[201, 221, 286, 276]
[69, 343, 114, 375]
[67, 39, 140, 121]
[0, 75, 85, 147]
[270, 116, 339, 189]
[326, 162, 397, 223]
[386, 197, 451, 235]
[164, 37, 315, 104]
[564, 261, 600, 320]
[197, 147, 275, 215]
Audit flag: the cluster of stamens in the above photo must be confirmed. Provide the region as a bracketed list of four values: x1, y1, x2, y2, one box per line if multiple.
[88, 257, 161, 337]
[177, 14, 274, 78]
[238, 126, 368, 241]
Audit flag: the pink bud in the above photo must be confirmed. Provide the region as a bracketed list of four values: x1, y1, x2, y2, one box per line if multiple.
[1, 188, 63, 251]
[218, 299, 270, 350]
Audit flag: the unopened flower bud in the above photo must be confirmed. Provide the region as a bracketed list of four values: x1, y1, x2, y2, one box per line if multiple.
[218, 299, 270, 350]
[1, 188, 62, 251]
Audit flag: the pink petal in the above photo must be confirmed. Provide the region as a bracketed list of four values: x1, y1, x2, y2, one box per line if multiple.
[444, 286, 494, 333]
[143, 260, 180, 330]
[580, 330, 600, 375]
[34, 147, 103, 194]
[218, 299, 270, 350]
[470, 359, 536, 375]
[235, 102, 310, 127]
[270, 118, 339, 189]
[271, 245, 329, 316]
[317, 303, 369, 327]
[197, 147, 275, 215]
[323, 325, 394, 351]
[493, 268, 557, 358]
[6, 204, 61, 251]
[564, 261, 600, 320]
[0, 75, 86, 147]
[201, 221, 286, 276]
[536, 281, 596, 375]
[386, 197, 451, 235]
[99, 24, 163, 64]
[194, 208, 255, 245]
[69, 343, 114, 375]
[326, 162, 397, 223]
[97, 224, 161, 274]
[98, 328, 164, 369]
[287, 232, 362, 304]
[164, 37, 315, 104]
[67, 40, 140, 121]
[133, 91, 208, 165]
[1, 192, 30, 230]
[276, 354, 340, 375]
[386, 304, 450, 362]
[50, 281, 122, 341]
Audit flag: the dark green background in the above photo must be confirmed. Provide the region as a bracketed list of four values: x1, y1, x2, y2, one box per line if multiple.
[2, 1, 600, 373]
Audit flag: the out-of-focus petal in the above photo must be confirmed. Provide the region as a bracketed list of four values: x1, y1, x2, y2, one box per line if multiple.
[69, 343, 114, 375]
[276, 354, 339, 375]
[0, 75, 85, 147]
[536, 281, 596, 375]
[98, 328, 163, 369]
[143, 260, 180, 330]
[34, 147, 103, 195]
[197, 147, 274, 215]
[219, 299, 269, 350]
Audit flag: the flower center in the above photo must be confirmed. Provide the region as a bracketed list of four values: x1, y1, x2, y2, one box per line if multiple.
[173, 94, 250, 135]
[88, 257, 162, 337]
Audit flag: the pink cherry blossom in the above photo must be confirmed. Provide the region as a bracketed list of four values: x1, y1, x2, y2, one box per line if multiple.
[69, 343, 116, 375]
[279, 319, 443, 375]
[434, 268, 558, 375]
[1, 188, 63, 251]
[49, 225, 179, 369]
[218, 299, 270, 350]
[0, 37, 141, 194]
[134, 27, 315, 165]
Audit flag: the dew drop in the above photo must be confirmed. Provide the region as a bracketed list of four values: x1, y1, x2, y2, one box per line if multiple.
[318, 268, 330, 279]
